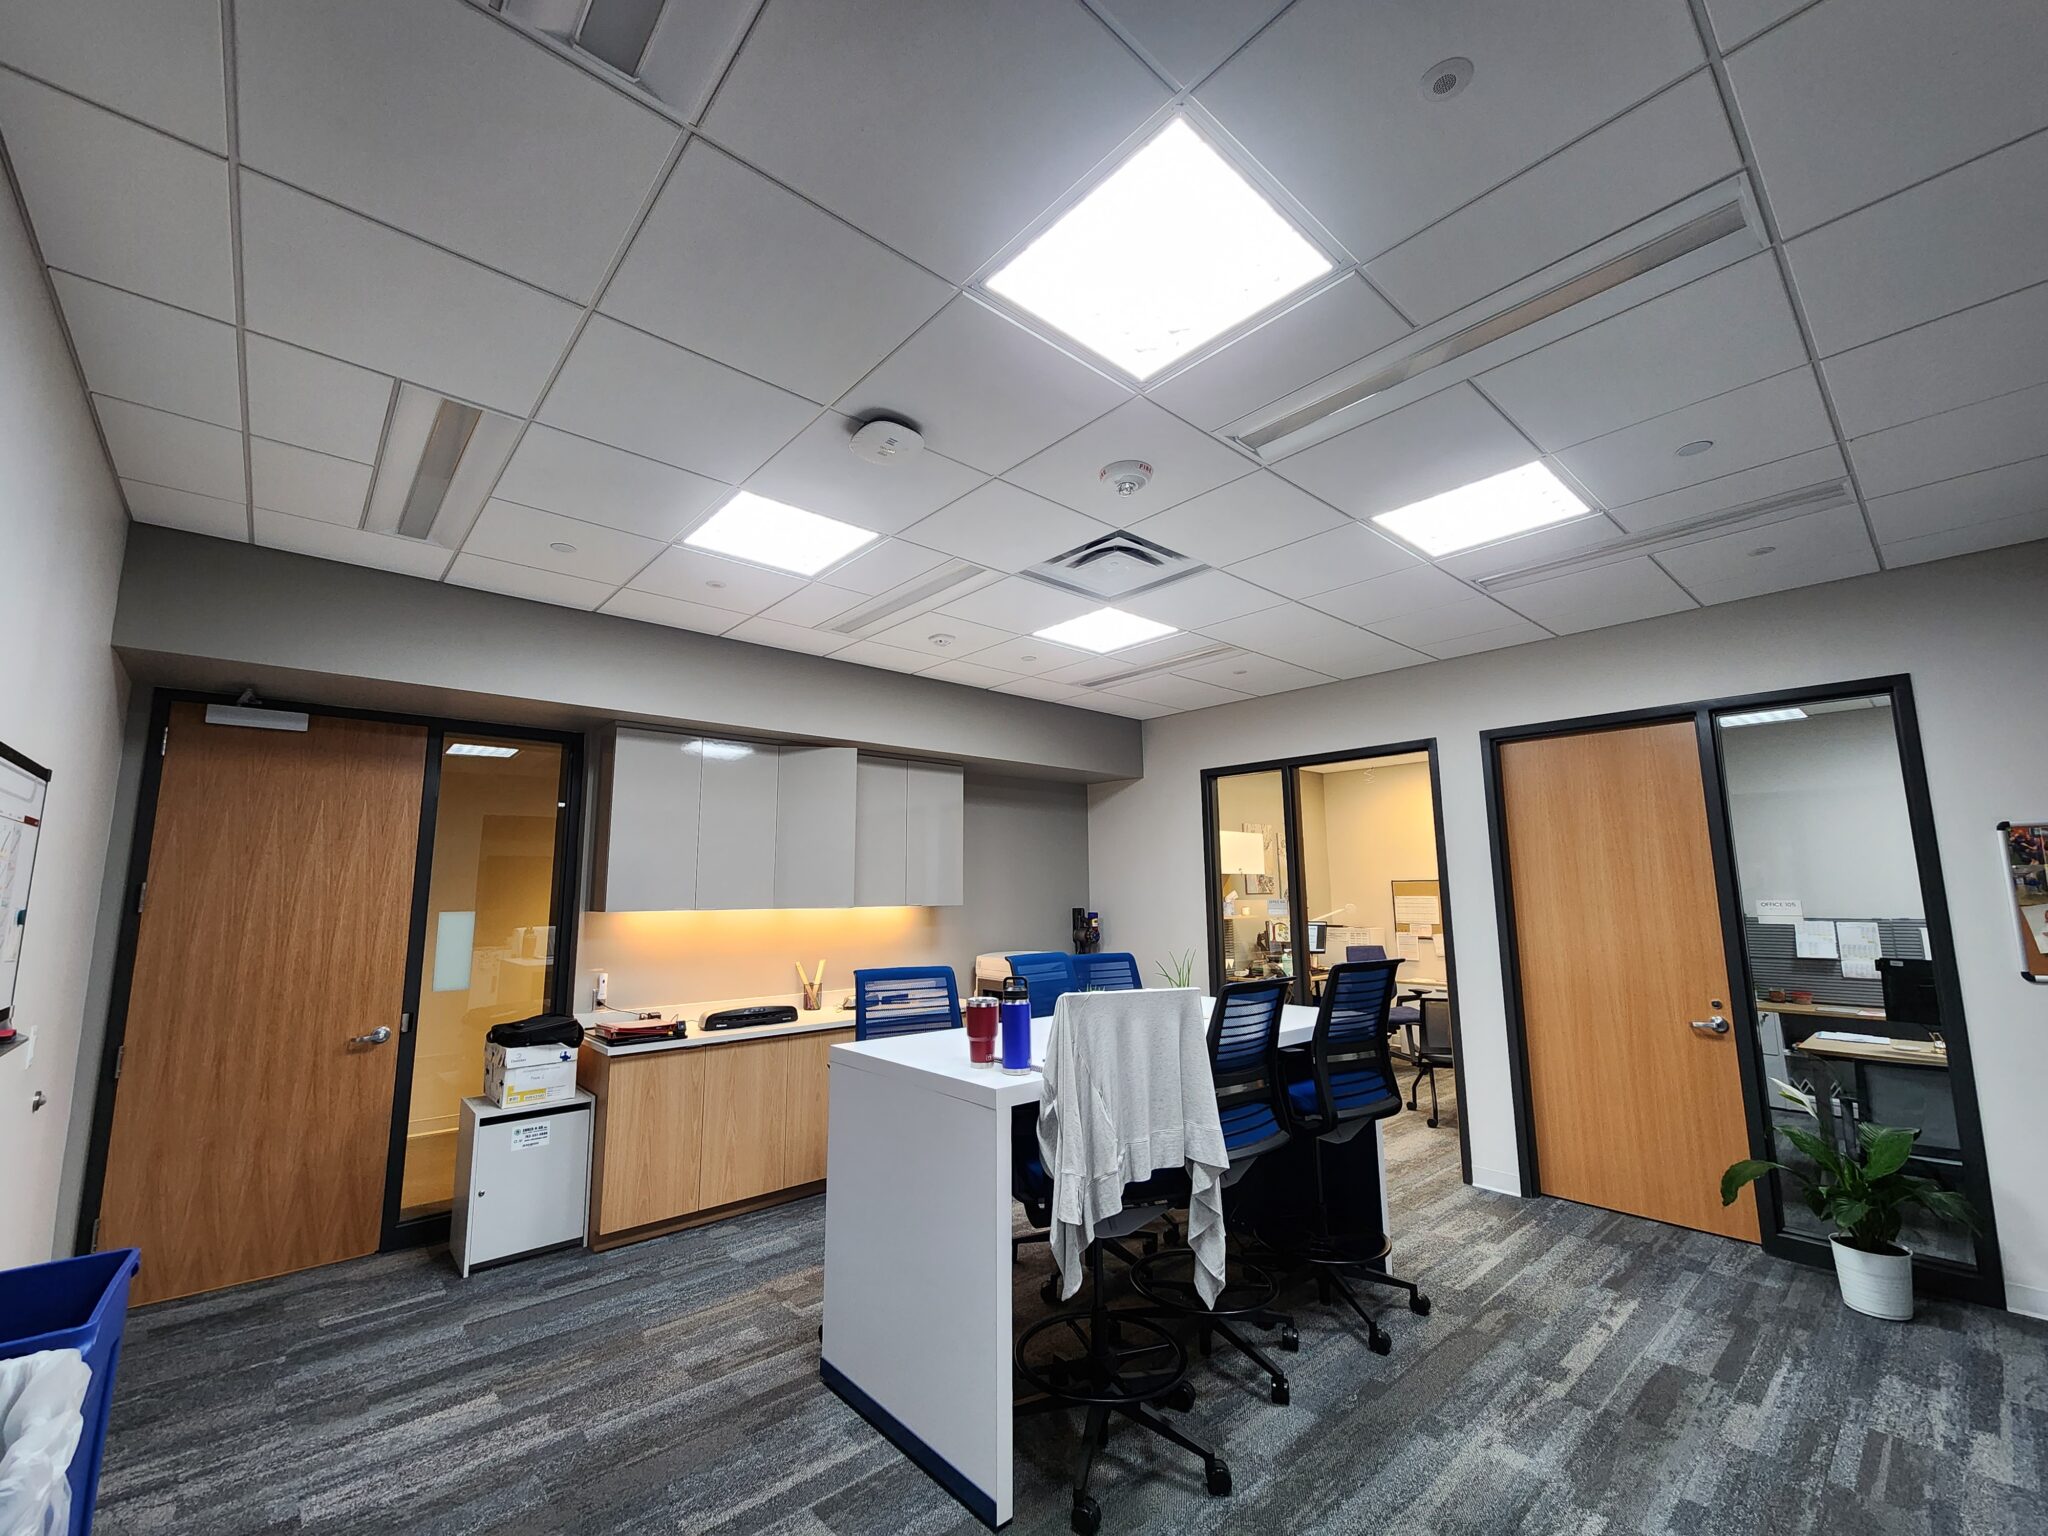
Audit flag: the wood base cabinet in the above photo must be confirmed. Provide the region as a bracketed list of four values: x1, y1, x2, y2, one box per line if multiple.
[578, 1028, 851, 1249]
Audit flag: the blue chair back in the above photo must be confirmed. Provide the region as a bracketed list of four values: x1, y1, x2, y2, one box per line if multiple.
[1071, 951, 1141, 992]
[1207, 980, 1290, 1162]
[1294, 960, 1402, 1129]
[1006, 951, 1076, 1018]
[852, 965, 961, 1041]
[1345, 944, 1387, 963]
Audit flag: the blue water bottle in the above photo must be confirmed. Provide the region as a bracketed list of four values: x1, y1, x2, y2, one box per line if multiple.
[998, 998, 1034, 1074]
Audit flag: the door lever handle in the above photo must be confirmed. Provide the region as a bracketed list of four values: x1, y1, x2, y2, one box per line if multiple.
[1689, 1015, 1729, 1036]
[349, 1026, 394, 1046]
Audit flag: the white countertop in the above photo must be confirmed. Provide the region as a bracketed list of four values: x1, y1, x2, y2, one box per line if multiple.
[578, 992, 858, 1057]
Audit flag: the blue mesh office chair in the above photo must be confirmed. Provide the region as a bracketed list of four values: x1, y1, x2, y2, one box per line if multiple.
[1279, 959, 1431, 1353]
[1346, 943, 1419, 1029]
[1006, 951, 1076, 1018]
[1127, 979, 1301, 1405]
[851, 965, 961, 1041]
[1071, 951, 1141, 991]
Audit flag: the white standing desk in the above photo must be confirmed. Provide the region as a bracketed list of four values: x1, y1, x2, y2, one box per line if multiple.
[818, 999, 1385, 1527]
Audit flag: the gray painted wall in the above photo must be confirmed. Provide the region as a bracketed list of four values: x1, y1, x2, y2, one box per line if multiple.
[1087, 542, 2048, 1316]
[114, 525, 1140, 782]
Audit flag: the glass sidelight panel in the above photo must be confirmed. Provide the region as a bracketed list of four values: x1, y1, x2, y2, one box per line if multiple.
[398, 734, 569, 1221]
[1293, 752, 1445, 1002]
[1716, 693, 1985, 1270]
[1210, 770, 1293, 989]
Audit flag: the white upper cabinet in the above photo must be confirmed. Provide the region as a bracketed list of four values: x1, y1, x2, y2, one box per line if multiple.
[905, 760, 965, 907]
[591, 726, 702, 911]
[854, 755, 909, 907]
[694, 739, 780, 910]
[774, 746, 859, 908]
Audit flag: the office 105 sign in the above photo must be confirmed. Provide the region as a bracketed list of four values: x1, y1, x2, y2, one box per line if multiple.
[0, 743, 51, 1028]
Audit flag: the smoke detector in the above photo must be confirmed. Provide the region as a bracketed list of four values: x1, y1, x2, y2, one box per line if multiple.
[850, 418, 925, 465]
[1099, 459, 1154, 497]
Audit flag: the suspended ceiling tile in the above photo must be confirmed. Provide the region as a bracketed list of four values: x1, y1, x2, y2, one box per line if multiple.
[1478, 254, 1807, 449]
[1196, 0, 1701, 260]
[1419, 618, 1553, 659]
[1657, 503, 1878, 604]
[758, 582, 864, 629]
[1725, 0, 2048, 238]
[0, 71, 233, 318]
[95, 395, 245, 504]
[829, 639, 949, 676]
[1603, 445, 1847, 536]
[1304, 563, 1474, 628]
[921, 657, 1022, 688]
[537, 315, 817, 484]
[51, 271, 240, 430]
[866, 611, 1013, 660]
[633, 0, 762, 122]
[1225, 521, 1419, 598]
[1556, 367, 1835, 508]
[254, 508, 454, 580]
[1849, 381, 2048, 498]
[239, 174, 581, 417]
[1086, 0, 1292, 87]
[235, 0, 679, 301]
[1495, 556, 1696, 634]
[960, 634, 1095, 678]
[1365, 592, 1528, 650]
[603, 141, 952, 403]
[1129, 472, 1349, 568]
[461, 498, 665, 585]
[249, 437, 372, 528]
[121, 478, 246, 540]
[0, 0, 226, 149]
[901, 481, 1113, 572]
[628, 542, 808, 614]
[1172, 651, 1334, 695]
[1787, 130, 2048, 357]
[1275, 383, 1534, 522]
[824, 538, 955, 597]
[1879, 506, 2048, 567]
[1146, 276, 1409, 431]
[743, 411, 986, 537]
[1365, 72, 1740, 326]
[1004, 397, 1254, 519]
[724, 614, 854, 656]
[1863, 455, 2048, 544]
[1116, 568, 1281, 630]
[1107, 673, 1249, 710]
[935, 577, 1099, 636]
[447, 551, 617, 610]
[598, 587, 744, 635]
[838, 297, 1131, 475]
[1702, 0, 1814, 50]
[243, 335, 392, 465]
[703, 0, 1166, 281]
[494, 423, 729, 543]
[1821, 280, 2048, 439]
[1432, 512, 1628, 578]
[1199, 604, 1425, 677]
[1073, 691, 1179, 718]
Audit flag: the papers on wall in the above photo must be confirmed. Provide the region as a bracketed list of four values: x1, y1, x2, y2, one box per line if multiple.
[1794, 920, 1839, 959]
[1755, 898, 1803, 925]
[1393, 892, 1441, 928]
[1836, 920, 1882, 980]
[1266, 899, 1288, 918]
[1395, 932, 1423, 964]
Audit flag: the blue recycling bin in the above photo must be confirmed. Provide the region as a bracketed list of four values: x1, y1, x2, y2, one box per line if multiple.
[0, 1248, 141, 1535]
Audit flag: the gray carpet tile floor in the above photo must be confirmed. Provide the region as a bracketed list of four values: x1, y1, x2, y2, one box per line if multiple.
[95, 1086, 2048, 1534]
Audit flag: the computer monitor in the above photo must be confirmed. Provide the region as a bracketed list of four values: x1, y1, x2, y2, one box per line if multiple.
[1878, 957, 1940, 1036]
[1307, 922, 1327, 955]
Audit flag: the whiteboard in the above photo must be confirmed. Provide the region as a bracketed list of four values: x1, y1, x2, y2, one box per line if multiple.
[0, 749, 51, 1026]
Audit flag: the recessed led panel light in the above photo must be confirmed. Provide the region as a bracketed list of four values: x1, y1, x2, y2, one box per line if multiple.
[1371, 461, 1590, 557]
[984, 117, 1332, 380]
[684, 491, 878, 576]
[1035, 607, 1177, 654]
[446, 743, 519, 757]
[1717, 707, 1809, 728]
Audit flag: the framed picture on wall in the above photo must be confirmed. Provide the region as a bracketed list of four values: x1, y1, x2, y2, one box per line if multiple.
[0, 741, 52, 1030]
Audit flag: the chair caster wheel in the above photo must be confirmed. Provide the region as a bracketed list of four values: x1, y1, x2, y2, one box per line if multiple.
[1071, 1494, 1101, 1535]
[1426, 1116, 1439, 1128]
[1163, 1382, 1196, 1412]
[1369, 1330, 1391, 1356]
[1270, 1381, 1290, 1405]
[1206, 1460, 1233, 1497]
[1278, 1324, 1300, 1352]
[1411, 1294, 1432, 1317]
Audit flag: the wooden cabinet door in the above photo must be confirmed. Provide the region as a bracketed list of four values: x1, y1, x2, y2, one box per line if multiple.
[588, 1053, 705, 1235]
[782, 1029, 850, 1185]
[696, 1039, 792, 1207]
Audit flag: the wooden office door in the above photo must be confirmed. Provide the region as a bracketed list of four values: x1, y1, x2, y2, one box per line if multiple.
[98, 705, 427, 1303]
[1498, 721, 1758, 1241]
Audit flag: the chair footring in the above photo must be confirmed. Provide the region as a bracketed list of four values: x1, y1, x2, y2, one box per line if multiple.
[1125, 1246, 1280, 1318]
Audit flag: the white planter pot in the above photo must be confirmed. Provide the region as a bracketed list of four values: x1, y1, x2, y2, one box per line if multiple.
[1831, 1236, 1914, 1320]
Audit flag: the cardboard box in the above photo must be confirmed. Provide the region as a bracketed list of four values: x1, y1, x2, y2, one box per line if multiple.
[484, 1041, 578, 1108]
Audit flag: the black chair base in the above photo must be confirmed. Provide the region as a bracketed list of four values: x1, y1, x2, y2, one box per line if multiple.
[1259, 1139, 1433, 1354]
[1406, 1061, 1450, 1127]
[1125, 1247, 1300, 1405]
[1015, 1241, 1232, 1533]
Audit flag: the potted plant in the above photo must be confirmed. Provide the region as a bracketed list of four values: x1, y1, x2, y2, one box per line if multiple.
[1721, 1081, 1979, 1321]
[1154, 950, 1198, 989]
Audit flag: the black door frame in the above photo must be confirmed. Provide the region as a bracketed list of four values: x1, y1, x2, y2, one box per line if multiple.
[1199, 738, 1473, 1184]
[1480, 673, 2003, 1307]
[74, 687, 584, 1261]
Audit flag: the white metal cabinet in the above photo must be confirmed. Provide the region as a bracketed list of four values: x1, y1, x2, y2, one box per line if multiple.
[451, 1092, 593, 1277]
[905, 760, 965, 906]
[593, 727, 702, 911]
[855, 755, 908, 906]
[696, 739, 780, 909]
[775, 746, 859, 907]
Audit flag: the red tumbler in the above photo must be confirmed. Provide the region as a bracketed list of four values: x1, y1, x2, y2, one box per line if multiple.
[964, 997, 999, 1065]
